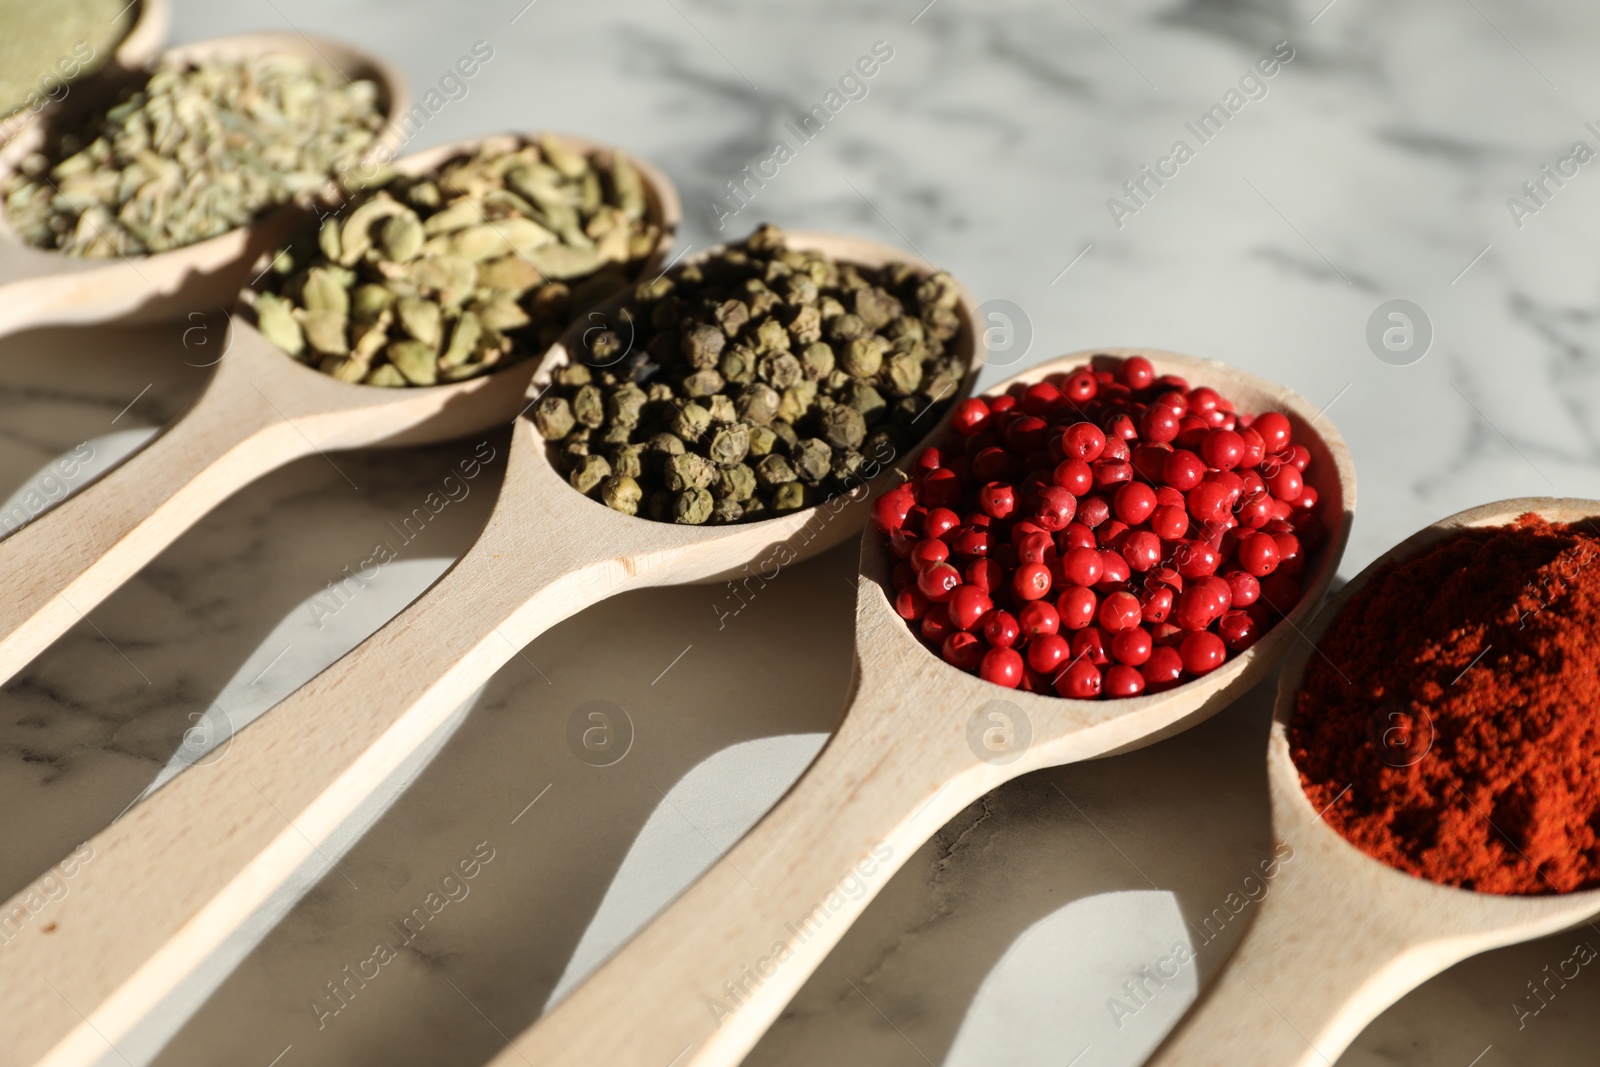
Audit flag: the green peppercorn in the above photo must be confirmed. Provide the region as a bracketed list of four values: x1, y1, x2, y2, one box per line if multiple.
[675, 488, 714, 525]
[532, 396, 575, 440]
[601, 474, 642, 515]
[570, 454, 611, 494]
[791, 438, 831, 483]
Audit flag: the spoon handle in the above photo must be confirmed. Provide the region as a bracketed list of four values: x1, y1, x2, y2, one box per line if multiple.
[0, 437, 633, 1067]
[0, 380, 306, 687]
[501, 672, 994, 1067]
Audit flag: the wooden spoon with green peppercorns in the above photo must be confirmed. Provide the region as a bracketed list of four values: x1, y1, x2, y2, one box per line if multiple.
[0, 130, 680, 690]
[1143, 497, 1600, 1067]
[491, 347, 1356, 1067]
[0, 231, 978, 1067]
[0, 32, 410, 336]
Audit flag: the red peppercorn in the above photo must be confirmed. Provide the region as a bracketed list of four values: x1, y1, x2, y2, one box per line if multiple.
[947, 585, 993, 630]
[1056, 659, 1103, 699]
[1141, 646, 1184, 690]
[1148, 504, 1188, 541]
[1058, 586, 1098, 630]
[1033, 486, 1078, 531]
[1058, 522, 1097, 551]
[949, 525, 992, 559]
[1070, 626, 1112, 667]
[1141, 584, 1174, 623]
[1076, 495, 1111, 529]
[1099, 591, 1142, 632]
[1237, 426, 1266, 468]
[1217, 609, 1259, 651]
[920, 604, 954, 644]
[1180, 631, 1227, 675]
[1224, 569, 1260, 607]
[1237, 531, 1280, 577]
[1162, 449, 1205, 491]
[1187, 482, 1232, 524]
[1173, 584, 1220, 632]
[967, 558, 1005, 594]
[1060, 546, 1103, 587]
[1027, 633, 1071, 674]
[910, 538, 950, 571]
[1111, 626, 1154, 666]
[1122, 529, 1162, 572]
[895, 587, 930, 621]
[1053, 458, 1094, 496]
[1139, 405, 1181, 444]
[1017, 530, 1055, 565]
[1121, 356, 1155, 390]
[1063, 370, 1097, 403]
[980, 646, 1024, 688]
[1268, 464, 1304, 502]
[1254, 412, 1291, 453]
[1096, 520, 1129, 550]
[1294, 484, 1320, 512]
[1061, 422, 1107, 462]
[982, 609, 1021, 648]
[1014, 561, 1052, 601]
[917, 562, 962, 602]
[1022, 381, 1064, 416]
[952, 398, 991, 436]
[871, 487, 914, 533]
[943, 631, 985, 672]
[1018, 600, 1061, 640]
[924, 507, 960, 540]
[1114, 482, 1158, 525]
[921, 467, 963, 509]
[972, 446, 1018, 483]
[974, 482, 1014, 520]
[1200, 429, 1245, 471]
[1237, 492, 1274, 529]
[1174, 540, 1221, 579]
[1274, 532, 1305, 577]
[1104, 664, 1146, 697]
[1096, 550, 1132, 589]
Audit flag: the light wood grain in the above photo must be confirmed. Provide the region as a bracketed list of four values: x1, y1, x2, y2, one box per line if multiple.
[495, 347, 1358, 1067]
[111, 0, 172, 70]
[0, 131, 681, 688]
[0, 32, 409, 336]
[1145, 497, 1600, 1067]
[0, 232, 979, 1067]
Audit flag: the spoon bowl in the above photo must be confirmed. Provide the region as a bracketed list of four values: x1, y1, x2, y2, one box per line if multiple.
[1146, 497, 1600, 1067]
[0, 231, 979, 1067]
[498, 346, 1357, 1067]
[0, 32, 409, 336]
[0, 130, 680, 688]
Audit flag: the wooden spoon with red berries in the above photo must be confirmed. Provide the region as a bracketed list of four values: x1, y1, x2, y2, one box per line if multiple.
[496, 347, 1358, 1067]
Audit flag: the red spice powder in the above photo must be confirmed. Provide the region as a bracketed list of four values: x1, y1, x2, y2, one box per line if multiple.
[1291, 514, 1600, 895]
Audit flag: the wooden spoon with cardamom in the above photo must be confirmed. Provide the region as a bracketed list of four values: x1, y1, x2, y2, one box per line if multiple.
[488, 347, 1357, 1067]
[0, 32, 408, 336]
[0, 131, 680, 689]
[0, 232, 979, 1067]
[1143, 497, 1600, 1067]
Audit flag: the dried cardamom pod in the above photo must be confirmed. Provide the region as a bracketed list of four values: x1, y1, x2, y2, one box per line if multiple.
[251, 135, 662, 388]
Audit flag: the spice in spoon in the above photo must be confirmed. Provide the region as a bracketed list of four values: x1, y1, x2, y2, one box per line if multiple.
[533, 224, 968, 525]
[0, 0, 126, 121]
[2, 53, 387, 257]
[871, 354, 1321, 699]
[1292, 515, 1600, 895]
[250, 134, 662, 387]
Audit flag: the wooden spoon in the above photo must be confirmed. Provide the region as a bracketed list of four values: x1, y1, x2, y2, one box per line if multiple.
[1143, 497, 1600, 1067]
[492, 347, 1358, 1067]
[0, 233, 980, 1067]
[0, 131, 680, 688]
[0, 32, 409, 336]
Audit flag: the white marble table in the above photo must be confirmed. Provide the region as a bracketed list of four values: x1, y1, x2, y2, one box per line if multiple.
[4, 0, 1600, 1064]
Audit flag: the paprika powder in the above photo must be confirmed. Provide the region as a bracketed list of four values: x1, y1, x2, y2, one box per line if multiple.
[1292, 514, 1600, 895]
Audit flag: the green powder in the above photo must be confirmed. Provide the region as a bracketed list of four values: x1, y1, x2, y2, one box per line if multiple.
[0, 0, 132, 119]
